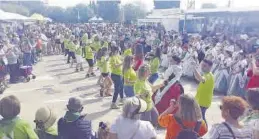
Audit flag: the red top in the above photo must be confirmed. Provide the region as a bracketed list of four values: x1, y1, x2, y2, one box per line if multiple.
[133, 57, 143, 71]
[36, 39, 42, 49]
[246, 69, 259, 89]
[152, 83, 182, 114]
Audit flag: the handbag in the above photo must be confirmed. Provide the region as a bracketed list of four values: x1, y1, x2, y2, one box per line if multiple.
[223, 122, 236, 139]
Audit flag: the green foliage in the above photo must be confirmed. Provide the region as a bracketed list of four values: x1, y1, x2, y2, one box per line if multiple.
[97, 1, 120, 22]
[0, 1, 146, 23]
[123, 3, 146, 23]
[0, 3, 30, 16]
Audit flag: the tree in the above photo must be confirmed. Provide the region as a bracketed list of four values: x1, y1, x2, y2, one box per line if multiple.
[0, 3, 30, 16]
[201, 3, 217, 9]
[123, 3, 146, 23]
[44, 6, 66, 22]
[97, 1, 120, 22]
[74, 4, 94, 23]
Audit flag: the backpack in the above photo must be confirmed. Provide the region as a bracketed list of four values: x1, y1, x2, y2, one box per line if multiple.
[174, 116, 202, 139]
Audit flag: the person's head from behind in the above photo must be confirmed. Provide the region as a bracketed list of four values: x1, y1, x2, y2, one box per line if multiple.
[247, 89, 259, 111]
[34, 106, 57, 130]
[0, 95, 21, 119]
[171, 55, 181, 65]
[220, 96, 248, 121]
[67, 97, 83, 113]
[94, 36, 99, 42]
[154, 47, 161, 59]
[138, 64, 151, 80]
[101, 47, 108, 56]
[123, 55, 133, 73]
[122, 97, 147, 120]
[110, 46, 120, 56]
[201, 59, 213, 73]
[177, 94, 202, 122]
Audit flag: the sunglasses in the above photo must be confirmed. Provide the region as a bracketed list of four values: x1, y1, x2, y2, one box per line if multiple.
[219, 105, 223, 110]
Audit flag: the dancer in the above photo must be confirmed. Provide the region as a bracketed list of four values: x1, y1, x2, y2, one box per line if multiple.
[75, 41, 83, 72]
[109, 46, 123, 109]
[134, 64, 164, 127]
[123, 55, 137, 97]
[148, 47, 161, 84]
[85, 44, 96, 78]
[99, 47, 112, 97]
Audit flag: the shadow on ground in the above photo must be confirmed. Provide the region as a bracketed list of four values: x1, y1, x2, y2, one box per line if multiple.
[85, 109, 111, 120]
[46, 63, 66, 68]
[54, 71, 75, 77]
[46, 68, 69, 73]
[79, 91, 99, 98]
[70, 84, 99, 92]
[82, 98, 102, 105]
[60, 77, 86, 84]
[46, 58, 65, 62]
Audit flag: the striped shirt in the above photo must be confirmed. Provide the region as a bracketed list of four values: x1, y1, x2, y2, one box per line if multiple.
[207, 122, 253, 139]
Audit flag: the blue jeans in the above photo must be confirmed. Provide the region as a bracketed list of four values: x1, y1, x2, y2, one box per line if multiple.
[148, 73, 159, 84]
[111, 74, 124, 103]
[31, 49, 37, 64]
[200, 106, 208, 125]
[124, 86, 134, 97]
[23, 53, 32, 66]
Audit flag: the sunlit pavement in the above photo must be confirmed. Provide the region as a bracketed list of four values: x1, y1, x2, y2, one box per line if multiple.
[0, 55, 223, 138]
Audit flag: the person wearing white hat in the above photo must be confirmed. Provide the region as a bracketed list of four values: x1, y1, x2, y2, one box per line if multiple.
[34, 106, 57, 139]
[109, 97, 157, 139]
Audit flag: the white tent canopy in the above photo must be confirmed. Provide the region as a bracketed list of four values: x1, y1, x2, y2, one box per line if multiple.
[0, 9, 29, 21]
[89, 16, 103, 22]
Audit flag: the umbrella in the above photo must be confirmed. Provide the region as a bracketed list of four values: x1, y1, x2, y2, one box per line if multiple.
[30, 13, 45, 21]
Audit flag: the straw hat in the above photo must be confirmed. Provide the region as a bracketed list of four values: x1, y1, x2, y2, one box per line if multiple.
[35, 106, 57, 129]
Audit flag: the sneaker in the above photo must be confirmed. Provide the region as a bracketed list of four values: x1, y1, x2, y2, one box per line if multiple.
[110, 103, 120, 109]
[100, 90, 104, 97]
[85, 74, 90, 78]
[91, 73, 96, 76]
[119, 99, 124, 106]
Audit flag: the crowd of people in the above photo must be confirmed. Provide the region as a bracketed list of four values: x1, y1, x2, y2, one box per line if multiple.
[0, 22, 259, 139]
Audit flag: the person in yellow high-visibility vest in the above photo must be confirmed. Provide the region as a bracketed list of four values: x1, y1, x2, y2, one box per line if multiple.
[75, 40, 83, 72]
[91, 36, 101, 52]
[81, 32, 88, 57]
[85, 43, 95, 78]
[68, 35, 76, 67]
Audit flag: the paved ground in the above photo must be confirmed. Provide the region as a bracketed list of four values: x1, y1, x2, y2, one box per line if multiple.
[0, 55, 224, 138]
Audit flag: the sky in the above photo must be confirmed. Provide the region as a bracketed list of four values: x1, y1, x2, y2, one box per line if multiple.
[47, 0, 259, 9]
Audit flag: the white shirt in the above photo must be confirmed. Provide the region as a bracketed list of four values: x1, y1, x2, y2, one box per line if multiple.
[110, 116, 156, 139]
[208, 122, 253, 139]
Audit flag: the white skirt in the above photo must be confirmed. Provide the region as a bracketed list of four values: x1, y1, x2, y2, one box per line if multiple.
[76, 55, 83, 63]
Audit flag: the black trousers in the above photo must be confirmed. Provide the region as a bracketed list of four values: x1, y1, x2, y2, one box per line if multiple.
[61, 42, 65, 53]
[8, 63, 19, 83]
[67, 52, 76, 63]
[65, 49, 69, 56]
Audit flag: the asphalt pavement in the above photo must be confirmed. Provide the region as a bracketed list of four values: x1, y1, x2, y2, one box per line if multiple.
[0, 55, 224, 138]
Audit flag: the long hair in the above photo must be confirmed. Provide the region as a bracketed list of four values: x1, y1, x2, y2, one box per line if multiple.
[96, 49, 103, 61]
[177, 94, 202, 122]
[154, 47, 161, 60]
[123, 56, 133, 74]
[110, 46, 119, 56]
